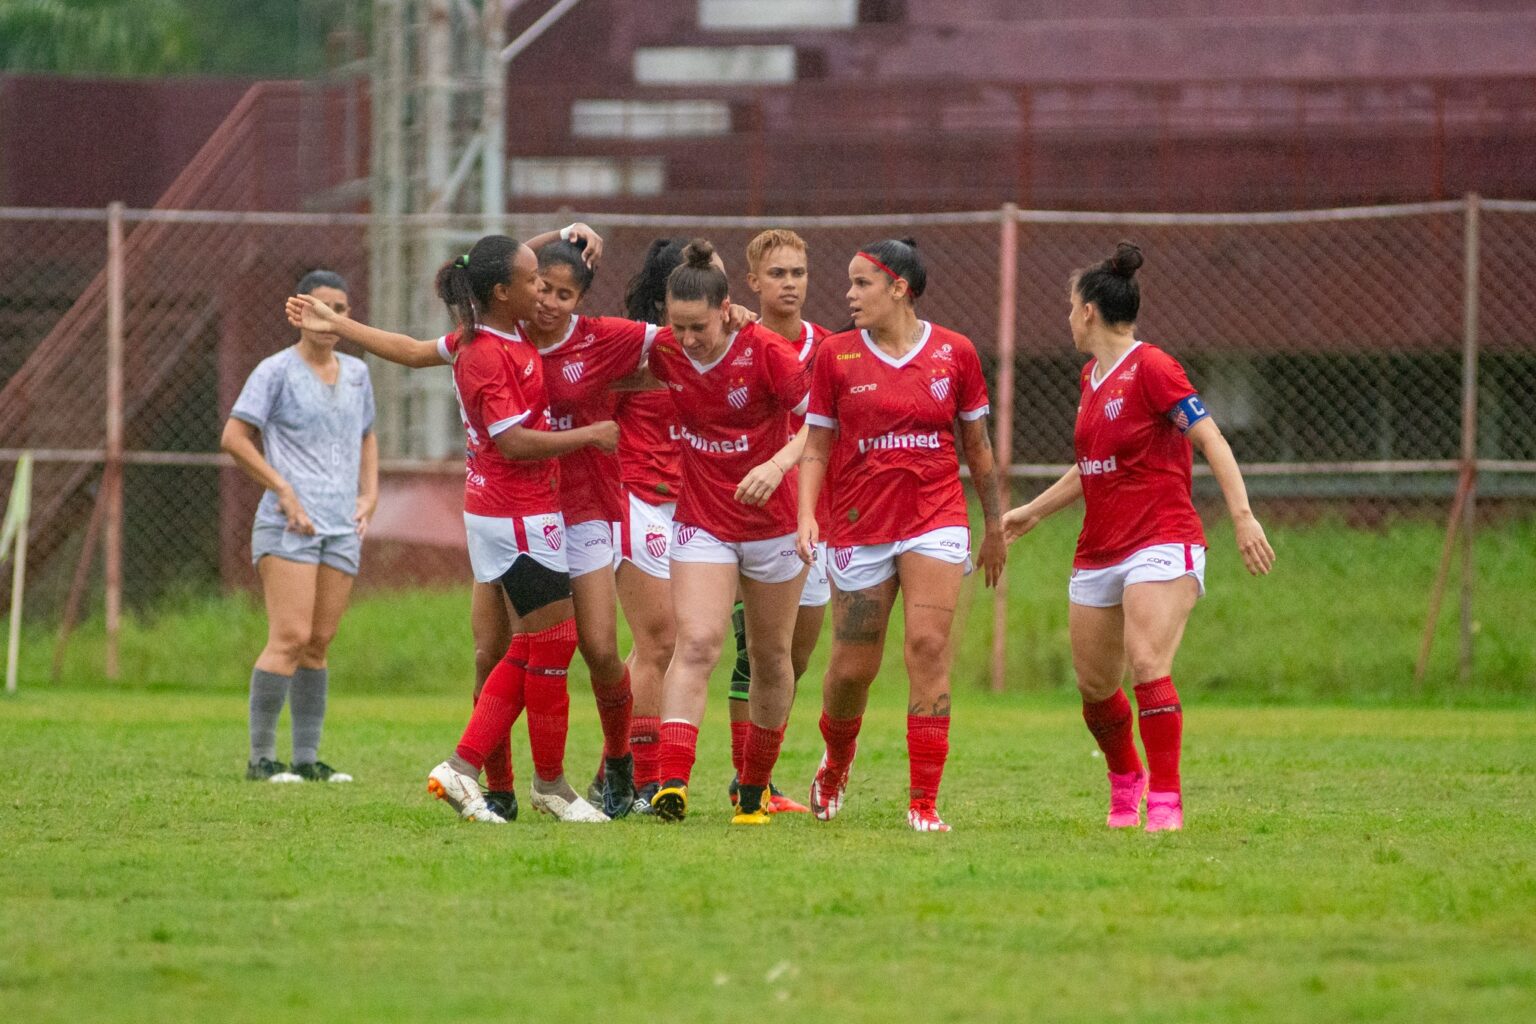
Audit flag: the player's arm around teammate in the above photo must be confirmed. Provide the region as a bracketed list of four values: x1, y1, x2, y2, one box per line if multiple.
[796, 239, 1004, 833]
[1002, 241, 1274, 833]
[223, 270, 376, 784]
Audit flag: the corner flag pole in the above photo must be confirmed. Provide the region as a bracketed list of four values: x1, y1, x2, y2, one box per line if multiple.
[3, 451, 34, 695]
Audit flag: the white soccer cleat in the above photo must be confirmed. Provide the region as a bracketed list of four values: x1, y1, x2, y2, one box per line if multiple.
[427, 761, 505, 823]
[530, 786, 610, 823]
[809, 750, 853, 822]
[269, 772, 303, 784]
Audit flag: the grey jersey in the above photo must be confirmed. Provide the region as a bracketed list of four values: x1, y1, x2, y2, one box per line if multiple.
[230, 347, 375, 537]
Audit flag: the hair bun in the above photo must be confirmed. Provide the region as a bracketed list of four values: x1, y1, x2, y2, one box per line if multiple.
[1106, 241, 1143, 278]
[682, 238, 716, 269]
[898, 236, 919, 249]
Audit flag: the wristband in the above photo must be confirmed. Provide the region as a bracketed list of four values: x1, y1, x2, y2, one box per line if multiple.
[559, 224, 577, 242]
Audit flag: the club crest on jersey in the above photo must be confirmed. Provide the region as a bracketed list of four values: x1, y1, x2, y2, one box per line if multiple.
[645, 527, 668, 560]
[561, 361, 585, 384]
[727, 385, 750, 410]
[832, 546, 854, 571]
[541, 518, 563, 551]
[676, 525, 699, 546]
[929, 376, 951, 402]
[1104, 397, 1125, 421]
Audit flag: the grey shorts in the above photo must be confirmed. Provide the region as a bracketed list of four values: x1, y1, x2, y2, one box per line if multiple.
[251, 523, 362, 576]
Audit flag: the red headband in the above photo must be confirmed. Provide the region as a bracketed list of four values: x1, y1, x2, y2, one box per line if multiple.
[857, 251, 903, 284]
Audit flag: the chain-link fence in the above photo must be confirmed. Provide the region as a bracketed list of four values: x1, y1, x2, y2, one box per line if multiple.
[1, 199, 1531, 681]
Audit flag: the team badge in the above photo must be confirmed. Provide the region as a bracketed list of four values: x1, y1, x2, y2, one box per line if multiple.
[645, 527, 668, 560]
[727, 385, 750, 410]
[1104, 397, 1125, 421]
[676, 525, 699, 546]
[832, 546, 855, 571]
[929, 376, 951, 402]
[542, 519, 563, 551]
[562, 361, 585, 384]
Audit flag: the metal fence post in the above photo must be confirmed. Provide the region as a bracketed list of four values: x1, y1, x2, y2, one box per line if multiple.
[105, 202, 124, 680]
[990, 204, 1019, 694]
[1458, 193, 1481, 683]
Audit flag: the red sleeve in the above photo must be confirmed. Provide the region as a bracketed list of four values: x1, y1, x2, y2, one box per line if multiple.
[956, 338, 991, 420]
[1140, 347, 1198, 415]
[763, 333, 812, 414]
[460, 342, 533, 435]
[646, 330, 676, 385]
[806, 340, 837, 427]
[587, 316, 654, 383]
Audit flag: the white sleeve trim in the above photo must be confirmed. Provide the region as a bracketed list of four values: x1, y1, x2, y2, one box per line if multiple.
[805, 412, 837, 429]
[639, 323, 660, 365]
[436, 335, 452, 363]
[958, 404, 991, 422]
[790, 393, 810, 417]
[487, 411, 530, 436]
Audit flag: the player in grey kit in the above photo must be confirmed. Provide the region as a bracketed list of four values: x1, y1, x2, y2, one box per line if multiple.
[221, 270, 378, 783]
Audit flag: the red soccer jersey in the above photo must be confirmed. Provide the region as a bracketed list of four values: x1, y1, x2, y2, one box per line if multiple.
[439, 324, 561, 519]
[781, 320, 834, 529]
[1072, 341, 1207, 569]
[807, 322, 990, 547]
[536, 314, 656, 525]
[647, 320, 812, 541]
[616, 387, 683, 506]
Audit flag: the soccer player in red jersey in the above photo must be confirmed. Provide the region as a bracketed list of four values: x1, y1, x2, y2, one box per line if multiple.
[647, 240, 813, 825]
[1002, 242, 1275, 832]
[723, 229, 826, 814]
[797, 238, 1006, 833]
[286, 233, 616, 824]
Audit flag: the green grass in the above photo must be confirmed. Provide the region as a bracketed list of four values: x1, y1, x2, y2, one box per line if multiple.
[2, 690, 1533, 1023]
[18, 517, 1536, 703]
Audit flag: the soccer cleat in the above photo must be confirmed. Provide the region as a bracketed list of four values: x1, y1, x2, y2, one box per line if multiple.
[601, 753, 636, 820]
[1145, 791, 1184, 832]
[530, 780, 610, 823]
[1106, 769, 1148, 828]
[766, 783, 809, 815]
[427, 761, 505, 823]
[292, 761, 353, 783]
[631, 781, 660, 816]
[728, 772, 740, 807]
[809, 751, 853, 821]
[246, 758, 302, 783]
[651, 780, 689, 822]
[907, 800, 952, 833]
[731, 807, 772, 826]
[731, 782, 771, 825]
[484, 790, 519, 822]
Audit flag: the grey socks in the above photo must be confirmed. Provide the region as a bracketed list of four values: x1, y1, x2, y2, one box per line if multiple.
[249, 668, 292, 763]
[290, 666, 329, 766]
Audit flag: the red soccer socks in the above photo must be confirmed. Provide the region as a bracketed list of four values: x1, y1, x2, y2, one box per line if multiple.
[1134, 676, 1183, 794]
[456, 634, 529, 770]
[592, 666, 634, 760]
[1082, 689, 1144, 776]
[656, 720, 700, 785]
[630, 714, 661, 787]
[906, 714, 950, 805]
[523, 618, 578, 783]
[740, 723, 786, 789]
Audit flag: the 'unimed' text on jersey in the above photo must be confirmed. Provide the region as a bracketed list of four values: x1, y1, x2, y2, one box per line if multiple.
[1073, 341, 1207, 569]
[537, 314, 656, 525]
[806, 322, 990, 547]
[438, 325, 560, 519]
[647, 320, 811, 541]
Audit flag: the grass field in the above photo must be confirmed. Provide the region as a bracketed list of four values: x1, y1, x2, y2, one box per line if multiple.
[3, 690, 1533, 1023]
[4, 516, 1534, 1021]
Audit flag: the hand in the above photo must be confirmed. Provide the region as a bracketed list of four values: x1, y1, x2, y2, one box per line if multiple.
[353, 495, 376, 539]
[734, 458, 786, 507]
[1234, 512, 1275, 576]
[584, 420, 619, 453]
[277, 486, 315, 535]
[285, 293, 342, 334]
[1002, 504, 1041, 544]
[564, 223, 604, 266]
[796, 518, 820, 565]
[726, 303, 759, 332]
[977, 528, 1006, 588]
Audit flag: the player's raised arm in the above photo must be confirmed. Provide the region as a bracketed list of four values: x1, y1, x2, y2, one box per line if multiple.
[285, 293, 446, 368]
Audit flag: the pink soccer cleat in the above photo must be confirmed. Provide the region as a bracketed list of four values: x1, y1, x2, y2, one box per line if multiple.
[1145, 791, 1184, 832]
[907, 800, 952, 833]
[1106, 769, 1149, 828]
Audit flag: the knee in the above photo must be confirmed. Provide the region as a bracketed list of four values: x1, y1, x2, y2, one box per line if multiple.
[1123, 640, 1167, 683]
[903, 630, 950, 671]
[581, 643, 625, 686]
[745, 639, 791, 681]
[673, 630, 721, 671]
[825, 651, 878, 690]
[302, 627, 337, 663]
[268, 624, 311, 663]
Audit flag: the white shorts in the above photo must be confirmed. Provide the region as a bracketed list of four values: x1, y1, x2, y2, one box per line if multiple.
[617, 491, 675, 581]
[826, 526, 972, 594]
[670, 522, 805, 585]
[800, 541, 830, 607]
[1068, 543, 1207, 608]
[463, 511, 569, 583]
[567, 518, 621, 579]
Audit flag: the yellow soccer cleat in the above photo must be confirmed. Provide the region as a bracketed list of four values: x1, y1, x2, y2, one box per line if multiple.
[651, 781, 689, 822]
[730, 807, 772, 826]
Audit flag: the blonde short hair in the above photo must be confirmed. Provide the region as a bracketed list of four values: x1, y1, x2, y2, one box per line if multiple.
[746, 229, 808, 272]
